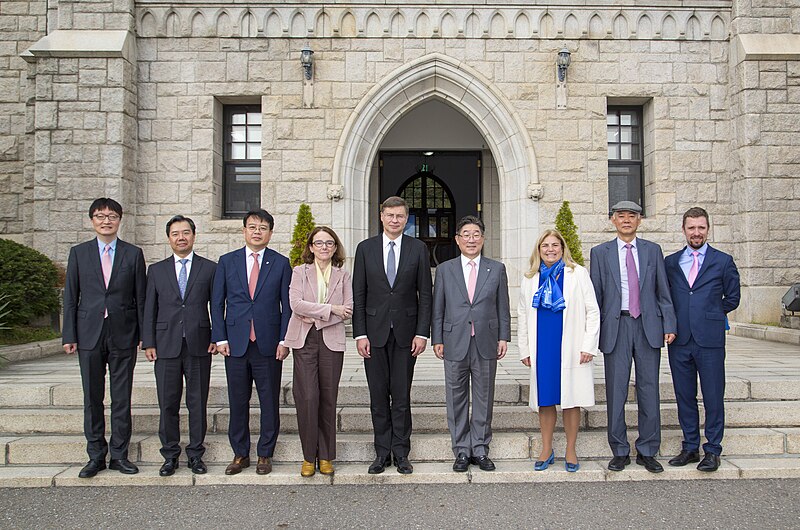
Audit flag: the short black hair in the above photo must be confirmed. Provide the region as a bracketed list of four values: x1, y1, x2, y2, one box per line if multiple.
[455, 215, 485, 234]
[88, 198, 123, 219]
[243, 209, 274, 230]
[166, 215, 196, 236]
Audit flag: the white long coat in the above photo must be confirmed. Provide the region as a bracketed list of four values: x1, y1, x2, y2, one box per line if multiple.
[517, 264, 600, 409]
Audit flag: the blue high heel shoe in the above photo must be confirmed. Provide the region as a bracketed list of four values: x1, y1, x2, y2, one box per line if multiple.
[565, 460, 580, 473]
[534, 451, 555, 471]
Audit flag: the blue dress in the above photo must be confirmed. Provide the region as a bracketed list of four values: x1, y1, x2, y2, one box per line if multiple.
[535, 272, 563, 407]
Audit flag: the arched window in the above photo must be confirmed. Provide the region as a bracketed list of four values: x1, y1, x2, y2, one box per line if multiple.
[398, 171, 456, 265]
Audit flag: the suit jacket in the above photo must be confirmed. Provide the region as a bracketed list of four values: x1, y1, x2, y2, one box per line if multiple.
[589, 237, 676, 352]
[517, 264, 599, 408]
[210, 247, 292, 357]
[431, 256, 511, 361]
[665, 245, 740, 348]
[284, 263, 354, 352]
[352, 234, 433, 348]
[142, 254, 217, 358]
[62, 238, 147, 351]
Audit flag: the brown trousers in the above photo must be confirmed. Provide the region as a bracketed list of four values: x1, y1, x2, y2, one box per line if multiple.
[293, 327, 344, 461]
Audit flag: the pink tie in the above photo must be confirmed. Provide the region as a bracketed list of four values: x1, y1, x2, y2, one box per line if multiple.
[249, 252, 259, 342]
[102, 245, 112, 318]
[688, 250, 699, 287]
[467, 261, 477, 336]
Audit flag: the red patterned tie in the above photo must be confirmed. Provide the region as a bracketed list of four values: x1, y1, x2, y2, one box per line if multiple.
[249, 252, 259, 342]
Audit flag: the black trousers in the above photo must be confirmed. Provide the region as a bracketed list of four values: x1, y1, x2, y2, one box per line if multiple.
[154, 339, 212, 460]
[364, 330, 416, 458]
[78, 319, 136, 461]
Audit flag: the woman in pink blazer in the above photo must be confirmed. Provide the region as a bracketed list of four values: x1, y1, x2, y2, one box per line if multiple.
[284, 226, 353, 477]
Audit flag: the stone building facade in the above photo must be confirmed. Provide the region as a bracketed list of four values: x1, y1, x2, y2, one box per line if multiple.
[1, 1, 798, 323]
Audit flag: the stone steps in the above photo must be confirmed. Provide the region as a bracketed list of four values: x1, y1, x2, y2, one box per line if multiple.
[2, 400, 800, 435]
[8, 457, 800, 488]
[2, 427, 798, 466]
[3, 375, 800, 408]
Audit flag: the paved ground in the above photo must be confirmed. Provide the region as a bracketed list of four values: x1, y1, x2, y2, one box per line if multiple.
[2, 334, 800, 388]
[2, 479, 800, 529]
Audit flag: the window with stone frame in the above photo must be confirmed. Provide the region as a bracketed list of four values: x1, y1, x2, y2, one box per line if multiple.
[223, 105, 262, 218]
[607, 106, 644, 215]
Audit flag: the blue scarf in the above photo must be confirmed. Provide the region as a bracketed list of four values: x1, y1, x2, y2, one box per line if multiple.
[532, 260, 566, 312]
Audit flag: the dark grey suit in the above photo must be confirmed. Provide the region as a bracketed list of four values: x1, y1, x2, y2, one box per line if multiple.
[352, 234, 432, 458]
[142, 254, 216, 460]
[589, 238, 676, 457]
[62, 238, 146, 461]
[431, 256, 511, 457]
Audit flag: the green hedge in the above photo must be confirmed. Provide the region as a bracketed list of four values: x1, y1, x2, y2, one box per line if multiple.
[0, 239, 60, 326]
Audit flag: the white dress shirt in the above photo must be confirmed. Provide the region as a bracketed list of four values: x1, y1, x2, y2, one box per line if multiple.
[173, 251, 194, 280]
[382, 232, 402, 275]
[616, 237, 640, 312]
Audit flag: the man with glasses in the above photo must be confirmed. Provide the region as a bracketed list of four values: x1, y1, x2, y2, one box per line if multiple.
[353, 196, 433, 474]
[431, 216, 511, 472]
[63, 198, 147, 478]
[211, 209, 292, 476]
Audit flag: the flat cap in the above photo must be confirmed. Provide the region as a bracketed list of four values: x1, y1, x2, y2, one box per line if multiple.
[610, 200, 642, 214]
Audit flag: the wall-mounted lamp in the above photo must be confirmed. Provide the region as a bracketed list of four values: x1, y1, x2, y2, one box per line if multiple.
[556, 45, 571, 83]
[300, 46, 314, 81]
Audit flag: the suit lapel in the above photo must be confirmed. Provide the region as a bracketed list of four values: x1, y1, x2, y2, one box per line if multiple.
[326, 266, 342, 303]
[451, 259, 471, 303]
[371, 236, 390, 288]
[91, 239, 106, 290]
[253, 248, 273, 299]
[637, 239, 648, 289]
[694, 245, 715, 285]
[472, 257, 491, 302]
[605, 240, 622, 295]
[396, 235, 411, 278]
[182, 256, 201, 300]
[166, 257, 183, 299]
[108, 240, 127, 290]
[235, 248, 250, 296]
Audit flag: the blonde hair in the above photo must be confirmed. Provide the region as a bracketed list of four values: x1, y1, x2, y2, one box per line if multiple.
[524, 229, 577, 278]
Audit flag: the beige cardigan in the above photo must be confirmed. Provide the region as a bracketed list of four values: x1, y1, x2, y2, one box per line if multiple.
[517, 264, 600, 409]
[284, 263, 353, 352]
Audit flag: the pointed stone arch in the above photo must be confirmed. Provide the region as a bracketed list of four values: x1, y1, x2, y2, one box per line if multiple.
[330, 53, 540, 281]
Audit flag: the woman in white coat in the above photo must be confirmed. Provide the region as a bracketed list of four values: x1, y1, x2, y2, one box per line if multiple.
[518, 229, 600, 472]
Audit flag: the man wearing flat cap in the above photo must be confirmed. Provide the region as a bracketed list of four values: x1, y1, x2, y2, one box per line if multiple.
[589, 201, 676, 473]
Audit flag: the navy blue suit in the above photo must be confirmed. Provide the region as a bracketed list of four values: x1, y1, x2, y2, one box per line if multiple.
[211, 247, 292, 458]
[665, 244, 740, 455]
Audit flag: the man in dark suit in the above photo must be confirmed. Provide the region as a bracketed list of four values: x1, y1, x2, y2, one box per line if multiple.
[432, 216, 511, 472]
[665, 207, 740, 472]
[142, 215, 217, 477]
[589, 201, 676, 473]
[353, 196, 433, 475]
[62, 198, 146, 478]
[211, 209, 292, 476]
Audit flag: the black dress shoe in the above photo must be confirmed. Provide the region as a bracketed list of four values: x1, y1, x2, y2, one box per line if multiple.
[697, 453, 721, 472]
[453, 453, 470, 472]
[470, 455, 496, 471]
[608, 455, 631, 471]
[189, 457, 207, 475]
[368, 455, 392, 475]
[109, 458, 139, 475]
[394, 456, 414, 474]
[159, 458, 178, 477]
[78, 460, 106, 478]
[636, 454, 664, 473]
[668, 450, 700, 467]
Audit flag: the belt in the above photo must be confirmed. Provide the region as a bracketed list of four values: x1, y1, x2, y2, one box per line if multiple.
[620, 310, 631, 316]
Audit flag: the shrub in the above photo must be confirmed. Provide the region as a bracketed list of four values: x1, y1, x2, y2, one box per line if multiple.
[289, 203, 316, 267]
[0, 239, 61, 326]
[555, 201, 585, 266]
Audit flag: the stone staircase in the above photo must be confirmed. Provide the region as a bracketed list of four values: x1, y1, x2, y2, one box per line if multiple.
[2, 335, 800, 486]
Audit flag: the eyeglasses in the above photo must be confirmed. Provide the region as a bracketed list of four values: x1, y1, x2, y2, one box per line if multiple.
[93, 214, 120, 222]
[246, 225, 271, 233]
[457, 232, 483, 241]
[382, 213, 407, 221]
[312, 240, 336, 248]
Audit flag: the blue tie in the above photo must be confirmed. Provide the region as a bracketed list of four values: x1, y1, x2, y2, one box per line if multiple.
[178, 258, 188, 299]
[386, 241, 396, 287]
